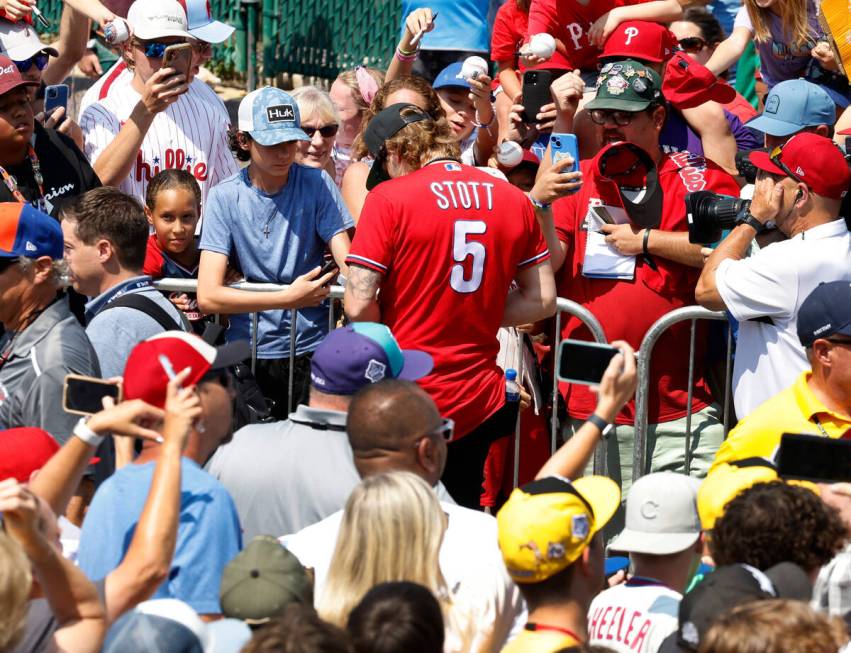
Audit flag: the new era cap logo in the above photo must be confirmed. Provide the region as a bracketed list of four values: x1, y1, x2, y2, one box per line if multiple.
[266, 104, 294, 123]
[364, 359, 386, 383]
[795, 166, 805, 176]
[25, 241, 37, 252]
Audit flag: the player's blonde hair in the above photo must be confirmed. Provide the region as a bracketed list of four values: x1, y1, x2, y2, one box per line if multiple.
[743, 0, 812, 49]
[382, 106, 461, 173]
[0, 531, 33, 651]
[316, 472, 448, 628]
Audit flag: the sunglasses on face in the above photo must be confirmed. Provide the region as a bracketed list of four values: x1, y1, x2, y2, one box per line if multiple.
[0, 257, 18, 275]
[14, 52, 50, 72]
[302, 124, 339, 138]
[589, 108, 643, 126]
[426, 417, 455, 441]
[678, 37, 707, 53]
[136, 40, 186, 59]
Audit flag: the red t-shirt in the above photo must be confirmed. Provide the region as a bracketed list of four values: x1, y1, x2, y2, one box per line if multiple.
[491, 0, 529, 69]
[553, 151, 739, 424]
[526, 0, 650, 71]
[347, 162, 550, 439]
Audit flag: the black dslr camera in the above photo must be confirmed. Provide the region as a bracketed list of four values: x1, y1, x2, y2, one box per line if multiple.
[685, 191, 751, 244]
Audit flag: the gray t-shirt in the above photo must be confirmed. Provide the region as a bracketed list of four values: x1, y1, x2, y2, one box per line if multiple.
[206, 404, 360, 539]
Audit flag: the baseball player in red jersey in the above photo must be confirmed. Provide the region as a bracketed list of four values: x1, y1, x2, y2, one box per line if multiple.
[345, 103, 556, 508]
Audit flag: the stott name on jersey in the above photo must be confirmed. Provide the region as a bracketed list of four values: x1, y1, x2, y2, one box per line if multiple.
[588, 604, 653, 651]
[430, 180, 496, 211]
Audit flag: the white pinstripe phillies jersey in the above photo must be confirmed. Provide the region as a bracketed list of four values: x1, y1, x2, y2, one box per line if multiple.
[80, 83, 238, 205]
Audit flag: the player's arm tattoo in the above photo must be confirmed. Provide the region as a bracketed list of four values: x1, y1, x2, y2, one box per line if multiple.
[347, 264, 382, 300]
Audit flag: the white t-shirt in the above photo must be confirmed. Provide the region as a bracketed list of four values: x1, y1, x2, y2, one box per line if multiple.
[715, 218, 851, 419]
[80, 77, 238, 206]
[588, 581, 681, 653]
[281, 499, 526, 653]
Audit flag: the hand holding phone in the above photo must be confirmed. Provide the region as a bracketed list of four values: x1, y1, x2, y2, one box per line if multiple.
[44, 84, 69, 115]
[521, 70, 554, 124]
[64, 375, 123, 416]
[163, 43, 193, 79]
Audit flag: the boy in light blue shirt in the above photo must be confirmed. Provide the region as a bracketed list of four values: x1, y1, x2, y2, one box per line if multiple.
[198, 87, 352, 418]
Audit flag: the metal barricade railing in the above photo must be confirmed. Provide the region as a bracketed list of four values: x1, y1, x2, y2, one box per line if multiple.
[551, 298, 609, 476]
[632, 306, 732, 481]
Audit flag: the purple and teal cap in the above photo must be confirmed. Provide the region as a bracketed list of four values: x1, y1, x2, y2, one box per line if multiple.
[310, 323, 434, 395]
[0, 203, 62, 260]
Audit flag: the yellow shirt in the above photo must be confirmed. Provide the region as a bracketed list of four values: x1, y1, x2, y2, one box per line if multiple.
[501, 628, 580, 653]
[712, 372, 851, 470]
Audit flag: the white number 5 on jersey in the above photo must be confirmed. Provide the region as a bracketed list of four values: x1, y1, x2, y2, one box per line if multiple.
[450, 220, 486, 293]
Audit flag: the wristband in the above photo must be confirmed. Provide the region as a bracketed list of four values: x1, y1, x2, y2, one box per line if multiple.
[586, 413, 613, 439]
[642, 228, 652, 256]
[73, 417, 105, 447]
[395, 48, 419, 62]
[528, 194, 551, 210]
[474, 108, 495, 128]
[737, 212, 765, 234]
[397, 43, 419, 56]
[86, 38, 98, 50]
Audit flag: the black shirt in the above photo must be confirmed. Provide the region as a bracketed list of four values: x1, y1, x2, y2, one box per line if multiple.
[0, 122, 101, 216]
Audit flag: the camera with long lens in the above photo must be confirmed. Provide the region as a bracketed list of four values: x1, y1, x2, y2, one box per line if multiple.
[685, 191, 751, 244]
[735, 149, 763, 185]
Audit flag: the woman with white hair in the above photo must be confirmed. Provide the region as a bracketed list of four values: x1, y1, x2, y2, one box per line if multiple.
[291, 86, 341, 184]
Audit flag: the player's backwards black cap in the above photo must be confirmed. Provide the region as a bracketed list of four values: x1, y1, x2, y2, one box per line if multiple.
[364, 103, 432, 190]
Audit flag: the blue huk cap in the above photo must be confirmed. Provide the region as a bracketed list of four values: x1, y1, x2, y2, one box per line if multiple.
[237, 87, 309, 146]
[745, 80, 835, 137]
[432, 62, 472, 90]
[797, 281, 851, 347]
[310, 323, 434, 395]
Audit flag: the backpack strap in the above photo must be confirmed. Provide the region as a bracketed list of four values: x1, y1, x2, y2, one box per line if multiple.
[101, 293, 187, 332]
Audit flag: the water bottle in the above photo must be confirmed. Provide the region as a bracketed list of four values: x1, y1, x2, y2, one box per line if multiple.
[505, 368, 521, 403]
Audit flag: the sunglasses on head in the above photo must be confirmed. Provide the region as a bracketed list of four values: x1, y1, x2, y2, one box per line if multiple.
[302, 124, 339, 138]
[768, 142, 805, 184]
[589, 108, 644, 126]
[678, 37, 707, 53]
[14, 52, 50, 72]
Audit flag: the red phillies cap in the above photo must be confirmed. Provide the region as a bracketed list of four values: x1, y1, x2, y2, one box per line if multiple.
[749, 132, 850, 200]
[600, 21, 678, 63]
[0, 427, 59, 482]
[662, 52, 736, 110]
[0, 54, 39, 96]
[123, 332, 250, 409]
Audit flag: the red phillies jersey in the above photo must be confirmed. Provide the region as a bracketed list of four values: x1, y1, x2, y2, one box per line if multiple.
[347, 162, 550, 439]
[491, 0, 529, 69]
[527, 0, 651, 71]
[553, 151, 739, 424]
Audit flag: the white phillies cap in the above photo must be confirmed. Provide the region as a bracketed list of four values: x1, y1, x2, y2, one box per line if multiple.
[179, 0, 235, 44]
[0, 21, 57, 61]
[127, 0, 194, 41]
[608, 471, 701, 556]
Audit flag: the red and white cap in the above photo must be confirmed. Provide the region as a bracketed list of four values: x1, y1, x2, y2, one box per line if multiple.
[123, 331, 249, 409]
[178, 0, 235, 44]
[127, 0, 193, 41]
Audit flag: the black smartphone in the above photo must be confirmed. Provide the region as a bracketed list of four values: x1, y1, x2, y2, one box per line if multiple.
[776, 433, 851, 483]
[557, 339, 621, 386]
[63, 374, 122, 416]
[521, 70, 554, 124]
[319, 259, 339, 277]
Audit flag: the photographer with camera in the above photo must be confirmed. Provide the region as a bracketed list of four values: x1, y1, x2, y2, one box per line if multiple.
[696, 132, 851, 420]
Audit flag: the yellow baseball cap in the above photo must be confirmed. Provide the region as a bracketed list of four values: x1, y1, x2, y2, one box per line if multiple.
[698, 459, 779, 531]
[497, 476, 620, 584]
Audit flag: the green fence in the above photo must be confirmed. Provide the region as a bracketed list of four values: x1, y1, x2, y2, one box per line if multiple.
[35, 0, 402, 82]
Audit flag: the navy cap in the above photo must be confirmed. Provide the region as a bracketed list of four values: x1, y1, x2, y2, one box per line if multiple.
[432, 62, 472, 90]
[310, 323, 433, 395]
[0, 203, 62, 260]
[797, 281, 851, 347]
[745, 80, 835, 137]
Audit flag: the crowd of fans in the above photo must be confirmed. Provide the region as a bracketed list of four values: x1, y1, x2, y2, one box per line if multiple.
[0, 0, 850, 650]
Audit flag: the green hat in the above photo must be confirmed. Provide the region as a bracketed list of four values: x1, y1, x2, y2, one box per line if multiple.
[586, 60, 663, 112]
[220, 536, 313, 624]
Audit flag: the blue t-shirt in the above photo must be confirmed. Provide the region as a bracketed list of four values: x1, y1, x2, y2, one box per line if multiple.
[199, 165, 353, 358]
[78, 458, 242, 614]
[401, 0, 492, 52]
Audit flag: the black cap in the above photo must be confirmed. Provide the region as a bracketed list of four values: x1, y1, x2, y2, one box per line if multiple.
[797, 281, 851, 347]
[594, 141, 663, 229]
[674, 562, 812, 650]
[364, 103, 431, 190]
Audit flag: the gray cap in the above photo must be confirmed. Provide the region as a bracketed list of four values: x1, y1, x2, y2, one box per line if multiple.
[609, 472, 701, 555]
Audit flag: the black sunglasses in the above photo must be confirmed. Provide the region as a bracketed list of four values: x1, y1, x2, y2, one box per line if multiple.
[302, 124, 339, 138]
[589, 108, 644, 126]
[14, 52, 50, 72]
[678, 37, 706, 53]
[768, 142, 805, 185]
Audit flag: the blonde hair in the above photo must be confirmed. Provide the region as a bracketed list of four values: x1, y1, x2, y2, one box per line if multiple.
[743, 0, 812, 49]
[383, 106, 461, 172]
[291, 86, 339, 126]
[335, 67, 385, 115]
[0, 532, 32, 652]
[317, 472, 447, 627]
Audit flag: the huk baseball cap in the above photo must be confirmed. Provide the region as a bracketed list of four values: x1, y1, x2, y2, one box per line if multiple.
[0, 203, 63, 260]
[123, 331, 249, 409]
[697, 459, 778, 531]
[179, 0, 234, 43]
[797, 281, 851, 347]
[220, 536, 312, 624]
[126, 0, 194, 41]
[497, 476, 620, 583]
[746, 80, 835, 136]
[432, 62, 472, 90]
[310, 323, 434, 395]
[608, 472, 701, 556]
[363, 103, 432, 190]
[0, 54, 39, 96]
[586, 60, 663, 112]
[600, 21, 678, 63]
[0, 21, 57, 61]
[749, 132, 850, 200]
[237, 87, 309, 146]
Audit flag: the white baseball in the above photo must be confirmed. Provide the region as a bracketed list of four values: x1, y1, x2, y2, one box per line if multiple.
[528, 33, 556, 60]
[459, 56, 489, 81]
[497, 141, 524, 168]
